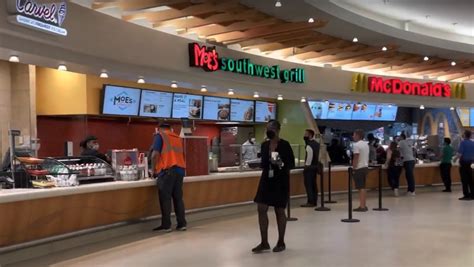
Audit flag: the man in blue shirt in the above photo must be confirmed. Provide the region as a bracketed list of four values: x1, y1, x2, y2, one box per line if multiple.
[457, 130, 474, 200]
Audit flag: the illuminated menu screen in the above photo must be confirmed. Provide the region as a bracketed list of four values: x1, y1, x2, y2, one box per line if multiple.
[230, 99, 254, 122]
[373, 105, 398, 121]
[326, 101, 353, 120]
[255, 101, 277, 122]
[309, 100, 398, 121]
[351, 103, 377, 120]
[139, 90, 173, 118]
[471, 108, 474, 126]
[102, 85, 141, 116]
[203, 96, 230, 121]
[309, 101, 329, 119]
[172, 94, 203, 119]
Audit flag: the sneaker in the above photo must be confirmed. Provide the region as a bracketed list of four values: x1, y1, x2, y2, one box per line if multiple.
[176, 225, 187, 231]
[300, 203, 316, 207]
[272, 242, 286, 253]
[252, 243, 270, 253]
[407, 191, 416, 196]
[152, 226, 172, 233]
[458, 196, 473, 201]
[353, 207, 368, 212]
[394, 188, 399, 197]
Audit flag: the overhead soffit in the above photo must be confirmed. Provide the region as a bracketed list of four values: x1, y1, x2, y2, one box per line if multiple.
[80, 0, 474, 83]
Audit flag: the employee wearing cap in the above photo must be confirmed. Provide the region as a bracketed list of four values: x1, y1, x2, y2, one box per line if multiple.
[80, 135, 109, 163]
[151, 123, 187, 232]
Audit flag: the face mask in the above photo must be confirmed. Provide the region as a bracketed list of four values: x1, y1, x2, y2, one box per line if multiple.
[304, 136, 310, 142]
[266, 130, 276, 140]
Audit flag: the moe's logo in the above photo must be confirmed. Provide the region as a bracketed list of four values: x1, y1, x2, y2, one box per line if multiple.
[189, 43, 305, 84]
[7, 0, 68, 36]
[111, 92, 137, 110]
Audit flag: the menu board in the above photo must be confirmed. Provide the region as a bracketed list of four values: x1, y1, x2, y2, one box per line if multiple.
[172, 93, 203, 119]
[203, 96, 230, 121]
[471, 108, 474, 126]
[373, 105, 398, 121]
[255, 101, 277, 122]
[351, 103, 377, 120]
[102, 85, 141, 116]
[326, 101, 353, 120]
[230, 99, 254, 122]
[309, 101, 329, 119]
[139, 90, 173, 118]
[456, 108, 470, 127]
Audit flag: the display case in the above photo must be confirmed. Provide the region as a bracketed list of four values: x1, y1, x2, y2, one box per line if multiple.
[111, 149, 145, 181]
[41, 156, 114, 185]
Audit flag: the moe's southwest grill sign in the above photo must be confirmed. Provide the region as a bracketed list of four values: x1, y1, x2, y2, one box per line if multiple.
[189, 43, 305, 84]
[7, 0, 68, 36]
[368, 76, 451, 98]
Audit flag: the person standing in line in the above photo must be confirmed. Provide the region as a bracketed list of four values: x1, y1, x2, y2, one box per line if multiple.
[252, 120, 295, 253]
[385, 141, 403, 197]
[439, 138, 454, 192]
[151, 124, 187, 232]
[367, 133, 377, 164]
[455, 130, 474, 200]
[399, 133, 416, 196]
[352, 129, 370, 212]
[301, 129, 320, 208]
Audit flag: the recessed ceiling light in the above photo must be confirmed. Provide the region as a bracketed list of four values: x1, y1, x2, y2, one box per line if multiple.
[253, 92, 260, 98]
[137, 77, 145, 84]
[277, 94, 283, 101]
[308, 18, 314, 23]
[450, 107, 455, 111]
[423, 56, 429, 61]
[300, 97, 307, 103]
[57, 64, 67, 71]
[382, 46, 388, 51]
[451, 61, 456, 66]
[420, 105, 425, 110]
[352, 37, 358, 43]
[275, 0, 282, 7]
[228, 89, 234, 95]
[200, 85, 207, 92]
[9, 55, 19, 62]
[171, 81, 178, 88]
[100, 71, 108, 78]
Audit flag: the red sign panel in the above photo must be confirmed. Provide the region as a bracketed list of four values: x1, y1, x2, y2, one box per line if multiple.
[368, 76, 451, 98]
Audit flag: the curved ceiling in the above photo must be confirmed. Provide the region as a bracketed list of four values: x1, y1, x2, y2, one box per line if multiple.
[76, 0, 474, 83]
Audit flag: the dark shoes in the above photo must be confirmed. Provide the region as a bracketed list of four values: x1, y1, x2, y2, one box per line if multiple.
[272, 242, 286, 253]
[152, 225, 172, 232]
[252, 243, 271, 253]
[300, 203, 316, 207]
[458, 196, 473, 201]
[442, 189, 452, 192]
[353, 207, 368, 212]
[176, 225, 187, 231]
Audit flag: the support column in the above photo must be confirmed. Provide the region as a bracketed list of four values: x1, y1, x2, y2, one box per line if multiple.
[0, 61, 12, 160]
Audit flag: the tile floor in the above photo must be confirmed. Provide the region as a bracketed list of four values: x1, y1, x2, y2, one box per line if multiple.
[7, 187, 474, 267]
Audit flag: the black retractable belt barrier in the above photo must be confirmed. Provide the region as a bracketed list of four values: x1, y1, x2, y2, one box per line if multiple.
[315, 162, 330, 211]
[341, 167, 360, 223]
[287, 170, 298, 221]
[325, 162, 337, 204]
[373, 165, 389, 211]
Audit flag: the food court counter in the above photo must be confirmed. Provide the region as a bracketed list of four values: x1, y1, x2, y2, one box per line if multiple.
[0, 162, 459, 248]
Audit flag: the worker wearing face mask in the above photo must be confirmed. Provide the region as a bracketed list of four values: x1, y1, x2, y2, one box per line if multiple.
[242, 132, 259, 162]
[80, 135, 109, 163]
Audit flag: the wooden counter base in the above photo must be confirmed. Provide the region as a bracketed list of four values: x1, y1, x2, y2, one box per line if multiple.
[0, 165, 460, 248]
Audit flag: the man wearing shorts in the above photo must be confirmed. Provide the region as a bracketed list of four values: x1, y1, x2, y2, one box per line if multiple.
[352, 129, 370, 212]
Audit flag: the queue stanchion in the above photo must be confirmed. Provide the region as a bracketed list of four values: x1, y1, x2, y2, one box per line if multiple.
[373, 165, 389, 211]
[315, 162, 330, 211]
[287, 170, 298, 221]
[325, 162, 337, 204]
[341, 167, 360, 223]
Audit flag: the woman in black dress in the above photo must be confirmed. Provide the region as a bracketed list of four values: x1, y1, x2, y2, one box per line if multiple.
[252, 120, 295, 253]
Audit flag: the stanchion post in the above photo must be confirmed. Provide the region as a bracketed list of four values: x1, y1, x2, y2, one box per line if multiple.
[325, 162, 337, 204]
[373, 165, 389, 211]
[341, 167, 360, 223]
[287, 170, 298, 221]
[315, 162, 330, 211]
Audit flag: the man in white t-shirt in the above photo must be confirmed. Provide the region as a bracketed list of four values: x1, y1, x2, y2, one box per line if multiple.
[352, 129, 370, 212]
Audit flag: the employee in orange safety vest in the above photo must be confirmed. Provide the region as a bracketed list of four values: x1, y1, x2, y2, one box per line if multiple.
[151, 123, 187, 233]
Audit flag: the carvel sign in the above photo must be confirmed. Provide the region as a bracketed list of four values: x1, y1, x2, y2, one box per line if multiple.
[189, 43, 305, 84]
[7, 0, 68, 36]
[368, 76, 451, 98]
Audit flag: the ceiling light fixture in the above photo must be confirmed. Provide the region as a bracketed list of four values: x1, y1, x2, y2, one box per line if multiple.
[275, 0, 282, 7]
[450, 107, 455, 111]
[301, 97, 307, 103]
[253, 92, 260, 98]
[9, 55, 20, 62]
[57, 64, 67, 71]
[352, 37, 358, 43]
[420, 105, 425, 110]
[423, 56, 429, 61]
[388, 104, 392, 108]
[99, 71, 109, 78]
[451, 61, 456, 66]
[228, 89, 234, 95]
[277, 94, 283, 101]
[308, 18, 314, 23]
[137, 77, 145, 84]
[200, 85, 207, 92]
[381, 46, 388, 51]
[171, 81, 178, 88]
